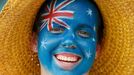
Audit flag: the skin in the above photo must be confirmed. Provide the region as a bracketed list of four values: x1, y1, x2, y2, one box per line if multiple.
[32, 0, 102, 75]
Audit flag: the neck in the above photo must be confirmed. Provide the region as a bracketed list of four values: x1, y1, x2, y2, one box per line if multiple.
[41, 65, 89, 75]
[41, 65, 52, 75]
[84, 73, 88, 75]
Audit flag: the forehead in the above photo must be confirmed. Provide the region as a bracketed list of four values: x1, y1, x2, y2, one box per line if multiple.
[41, 0, 100, 30]
[62, 0, 100, 27]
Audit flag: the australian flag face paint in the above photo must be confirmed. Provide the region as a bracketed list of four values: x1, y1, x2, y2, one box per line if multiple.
[36, 0, 101, 75]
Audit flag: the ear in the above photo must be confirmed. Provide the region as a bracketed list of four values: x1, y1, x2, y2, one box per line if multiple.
[30, 32, 38, 53]
[95, 44, 101, 59]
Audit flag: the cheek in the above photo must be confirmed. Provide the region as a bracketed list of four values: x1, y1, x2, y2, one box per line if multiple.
[38, 37, 62, 64]
[84, 43, 96, 59]
[38, 37, 62, 53]
[37, 29, 64, 54]
[77, 39, 97, 59]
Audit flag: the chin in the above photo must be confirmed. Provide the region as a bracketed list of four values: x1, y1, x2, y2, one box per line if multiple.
[39, 51, 94, 75]
[51, 53, 93, 75]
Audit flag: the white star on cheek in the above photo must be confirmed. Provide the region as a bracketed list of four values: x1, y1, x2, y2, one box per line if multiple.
[41, 40, 47, 49]
[85, 50, 92, 58]
[93, 26, 96, 31]
[87, 8, 92, 16]
[92, 38, 96, 42]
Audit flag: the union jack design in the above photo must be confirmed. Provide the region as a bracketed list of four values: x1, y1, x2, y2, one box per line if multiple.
[40, 0, 75, 31]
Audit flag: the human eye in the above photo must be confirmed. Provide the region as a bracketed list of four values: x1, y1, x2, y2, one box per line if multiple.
[77, 30, 90, 38]
[50, 27, 64, 34]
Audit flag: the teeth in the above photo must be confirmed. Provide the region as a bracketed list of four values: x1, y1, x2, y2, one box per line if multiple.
[56, 55, 78, 62]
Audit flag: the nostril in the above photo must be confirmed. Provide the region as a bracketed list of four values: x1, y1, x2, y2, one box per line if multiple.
[70, 45, 76, 49]
[62, 44, 76, 49]
[63, 44, 65, 46]
[69, 45, 77, 49]
[63, 44, 67, 47]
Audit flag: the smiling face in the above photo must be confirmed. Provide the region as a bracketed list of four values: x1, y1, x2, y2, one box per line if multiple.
[35, 0, 101, 75]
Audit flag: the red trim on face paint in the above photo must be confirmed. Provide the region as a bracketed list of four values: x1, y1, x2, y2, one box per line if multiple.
[43, 12, 73, 19]
[53, 18, 69, 28]
[48, 18, 53, 31]
[54, 0, 72, 11]
[41, 0, 74, 31]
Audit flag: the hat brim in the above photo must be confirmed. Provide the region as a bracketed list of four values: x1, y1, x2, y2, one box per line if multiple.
[0, 0, 134, 75]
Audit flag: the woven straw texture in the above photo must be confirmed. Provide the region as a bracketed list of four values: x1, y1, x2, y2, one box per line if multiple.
[89, 0, 134, 75]
[0, 0, 134, 75]
[0, 0, 45, 75]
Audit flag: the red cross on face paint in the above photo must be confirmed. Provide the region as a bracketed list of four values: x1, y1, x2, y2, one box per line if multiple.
[41, 0, 75, 31]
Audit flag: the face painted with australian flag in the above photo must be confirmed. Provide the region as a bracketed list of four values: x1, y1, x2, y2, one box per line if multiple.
[35, 0, 102, 75]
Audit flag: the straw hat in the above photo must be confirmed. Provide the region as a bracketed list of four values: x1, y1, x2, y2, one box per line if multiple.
[0, 0, 134, 75]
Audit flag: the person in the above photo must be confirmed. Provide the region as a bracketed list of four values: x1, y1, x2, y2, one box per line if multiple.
[31, 0, 103, 75]
[0, 0, 133, 75]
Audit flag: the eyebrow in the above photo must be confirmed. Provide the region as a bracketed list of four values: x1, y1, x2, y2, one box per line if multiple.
[78, 24, 93, 30]
[52, 24, 94, 31]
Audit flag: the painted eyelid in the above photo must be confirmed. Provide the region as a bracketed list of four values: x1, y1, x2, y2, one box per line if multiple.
[50, 28, 64, 34]
[77, 30, 90, 38]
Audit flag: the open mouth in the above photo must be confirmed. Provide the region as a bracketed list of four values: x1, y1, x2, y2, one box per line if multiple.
[54, 53, 81, 70]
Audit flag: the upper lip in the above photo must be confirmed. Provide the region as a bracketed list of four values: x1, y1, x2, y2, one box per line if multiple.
[53, 52, 83, 70]
[54, 52, 82, 63]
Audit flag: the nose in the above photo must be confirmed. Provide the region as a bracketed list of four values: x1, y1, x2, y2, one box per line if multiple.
[62, 40, 77, 49]
[61, 30, 77, 49]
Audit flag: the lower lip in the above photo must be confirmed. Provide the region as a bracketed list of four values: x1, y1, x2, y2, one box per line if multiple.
[54, 53, 81, 70]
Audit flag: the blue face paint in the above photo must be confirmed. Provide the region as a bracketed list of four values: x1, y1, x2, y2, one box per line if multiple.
[0, 0, 7, 12]
[36, 0, 101, 75]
